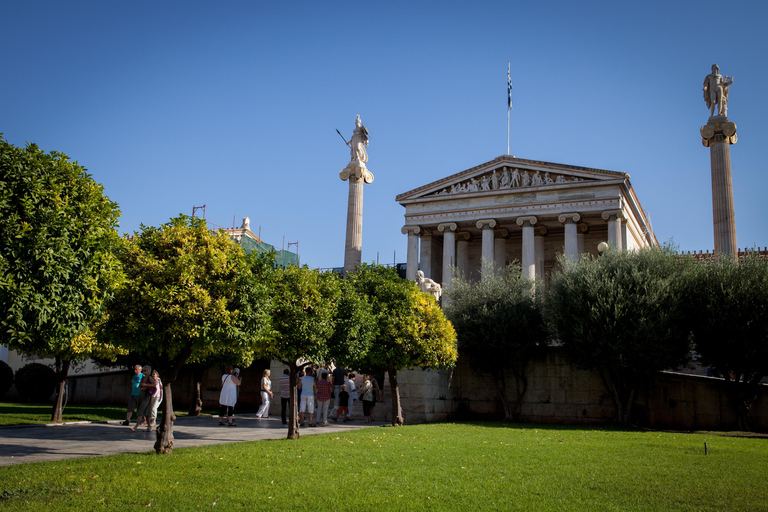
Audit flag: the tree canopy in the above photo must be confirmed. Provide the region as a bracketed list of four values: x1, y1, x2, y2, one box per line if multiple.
[445, 262, 546, 420]
[546, 247, 692, 424]
[683, 252, 768, 430]
[0, 138, 123, 421]
[100, 215, 273, 453]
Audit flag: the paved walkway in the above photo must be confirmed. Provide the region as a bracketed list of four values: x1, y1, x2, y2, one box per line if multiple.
[0, 414, 382, 466]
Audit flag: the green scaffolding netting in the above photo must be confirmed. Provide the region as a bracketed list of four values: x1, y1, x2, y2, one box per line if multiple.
[235, 235, 299, 268]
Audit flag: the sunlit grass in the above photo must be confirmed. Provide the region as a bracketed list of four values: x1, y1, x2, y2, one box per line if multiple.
[0, 422, 766, 511]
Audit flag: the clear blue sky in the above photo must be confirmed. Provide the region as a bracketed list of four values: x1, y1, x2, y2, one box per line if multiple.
[2, 1, 766, 268]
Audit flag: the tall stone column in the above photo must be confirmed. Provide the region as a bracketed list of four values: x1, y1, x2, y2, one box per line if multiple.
[340, 162, 373, 275]
[559, 213, 581, 263]
[476, 219, 497, 279]
[401, 225, 421, 281]
[494, 229, 509, 275]
[419, 229, 433, 280]
[701, 118, 738, 258]
[601, 210, 624, 250]
[456, 233, 470, 278]
[577, 223, 588, 255]
[534, 226, 547, 282]
[438, 223, 458, 290]
[516, 216, 538, 280]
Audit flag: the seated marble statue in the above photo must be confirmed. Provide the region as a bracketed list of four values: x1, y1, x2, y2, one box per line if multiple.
[416, 270, 442, 301]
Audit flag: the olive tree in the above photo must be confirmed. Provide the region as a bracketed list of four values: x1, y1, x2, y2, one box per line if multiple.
[546, 247, 692, 425]
[445, 262, 547, 420]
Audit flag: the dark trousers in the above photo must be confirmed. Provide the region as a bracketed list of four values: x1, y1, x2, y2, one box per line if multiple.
[281, 397, 289, 424]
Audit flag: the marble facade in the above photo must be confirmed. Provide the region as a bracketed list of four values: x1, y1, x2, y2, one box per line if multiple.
[397, 155, 657, 287]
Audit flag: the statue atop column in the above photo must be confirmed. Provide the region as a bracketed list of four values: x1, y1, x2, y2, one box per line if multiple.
[703, 64, 734, 118]
[348, 115, 369, 164]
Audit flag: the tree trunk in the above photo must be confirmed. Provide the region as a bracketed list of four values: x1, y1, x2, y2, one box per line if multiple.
[493, 368, 515, 421]
[599, 370, 635, 425]
[286, 362, 300, 439]
[188, 365, 205, 416]
[725, 375, 758, 431]
[388, 368, 403, 426]
[154, 380, 175, 454]
[51, 358, 71, 423]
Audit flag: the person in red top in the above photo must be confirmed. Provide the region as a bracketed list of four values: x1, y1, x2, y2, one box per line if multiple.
[315, 371, 333, 426]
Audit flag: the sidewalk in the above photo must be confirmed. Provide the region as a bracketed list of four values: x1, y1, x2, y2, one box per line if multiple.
[0, 414, 382, 467]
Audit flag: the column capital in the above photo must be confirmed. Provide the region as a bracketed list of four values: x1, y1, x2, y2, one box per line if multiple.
[401, 225, 422, 236]
[457, 232, 471, 242]
[437, 222, 459, 233]
[339, 162, 374, 183]
[535, 226, 549, 237]
[601, 210, 625, 222]
[476, 219, 497, 230]
[701, 120, 737, 147]
[578, 222, 590, 234]
[494, 228, 510, 239]
[516, 216, 538, 228]
[558, 213, 581, 224]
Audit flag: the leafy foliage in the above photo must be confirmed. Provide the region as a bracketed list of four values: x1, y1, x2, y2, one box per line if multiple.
[14, 363, 57, 403]
[0, 138, 123, 420]
[0, 361, 13, 399]
[100, 215, 273, 452]
[546, 247, 692, 424]
[445, 262, 546, 419]
[683, 251, 768, 430]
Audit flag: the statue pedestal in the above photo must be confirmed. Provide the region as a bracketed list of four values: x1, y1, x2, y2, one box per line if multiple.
[340, 162, 374, 275]
[701, 117, 737, 259]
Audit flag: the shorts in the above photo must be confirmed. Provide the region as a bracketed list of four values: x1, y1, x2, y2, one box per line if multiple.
[300, 394, 314, 413]
[127, 394, 142, 413]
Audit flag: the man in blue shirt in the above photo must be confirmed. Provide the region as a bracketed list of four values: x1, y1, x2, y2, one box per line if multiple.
[122, 365, 144, 426]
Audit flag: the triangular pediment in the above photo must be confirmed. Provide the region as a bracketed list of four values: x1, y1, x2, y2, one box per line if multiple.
[396, 155, 629, 203]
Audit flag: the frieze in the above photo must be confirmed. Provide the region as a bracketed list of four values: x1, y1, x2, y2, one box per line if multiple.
[425, 167, 588, 197]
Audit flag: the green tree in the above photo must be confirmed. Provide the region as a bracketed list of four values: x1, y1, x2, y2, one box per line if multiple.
[261, 266, 344, 439]
[546, 247, 692, 425]
[348, 265, 458, 426]
[445, 262, 547, 420]
[100, 216, 272, 453]
[0, 138, 123, 422]
[683, 251, 768, 431]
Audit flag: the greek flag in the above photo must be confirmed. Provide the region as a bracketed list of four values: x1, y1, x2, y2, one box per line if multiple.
[507, 62, 513, 110]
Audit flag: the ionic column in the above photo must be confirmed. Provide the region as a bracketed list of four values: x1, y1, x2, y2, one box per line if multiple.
[601, 210, 624, 250]
[401, 225, 421, 281]
[701, 119, 738, 259]
[456, 233, 470, 279]
[516, 216, 538, 280]
[577, 223, 588, 255]
[534, 226, 548, 282]
[438, 223, 458, 291]
[494, 229, 509, 275]
[559, 213, 581, 263]
[419, 229, 433, 280]
[476, 219, 497, 279]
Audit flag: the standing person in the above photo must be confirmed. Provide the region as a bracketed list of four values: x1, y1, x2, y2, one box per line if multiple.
[256, 369, 273, 419]
[315, 371, 333, 426]
[330, 364, 346, 421]
[218, 365, 241, 427]
[336, 385, 350, 422]
[123, 364, 144, 426]
[279, 368, 290, 425]
[345, 373, 357, 422]
[299, 368, 317, 427]
[369, 374, 381, 421]
[131, 365, 154, 432]
[360, 375, 374, 423]
[147, 370, 163, 431]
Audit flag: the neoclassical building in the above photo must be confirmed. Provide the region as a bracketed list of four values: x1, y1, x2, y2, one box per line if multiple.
[397, 155, 657, 288]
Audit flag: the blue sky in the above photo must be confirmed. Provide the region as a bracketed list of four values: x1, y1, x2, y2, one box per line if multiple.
[2, 1, 766, 268]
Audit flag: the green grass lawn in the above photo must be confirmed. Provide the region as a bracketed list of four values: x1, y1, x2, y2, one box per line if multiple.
[1, 422, 766, 511]
[0, 402, 217, 426]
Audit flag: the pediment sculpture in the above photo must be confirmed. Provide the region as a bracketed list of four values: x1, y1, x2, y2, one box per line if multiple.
[427, 167, 586, 197]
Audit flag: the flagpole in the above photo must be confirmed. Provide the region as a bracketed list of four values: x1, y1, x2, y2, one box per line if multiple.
[507, 61, 511, 156]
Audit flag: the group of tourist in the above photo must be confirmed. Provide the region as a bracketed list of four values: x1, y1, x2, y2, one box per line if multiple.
[123, 364, 163, 431]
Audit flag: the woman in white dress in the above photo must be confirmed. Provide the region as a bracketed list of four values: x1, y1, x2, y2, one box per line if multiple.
[256, 369, 273, 419]
[218, 365, 241, 426]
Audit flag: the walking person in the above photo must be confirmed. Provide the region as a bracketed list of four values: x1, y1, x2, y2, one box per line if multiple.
[123, 364, 144, 426]
[336, 385, 350, 422]
[299, 367, 317, 427]
[131, 365, 154, 432]
[256, 369, 273, 419]
[147, 370, 163, 431]
[345, 373, 357, 421]
[369, 374, 381, 421]
[360, 375, 375, 423]
[279, 368, 290, 425]
[218, 365, 241, 426]
[315, 371, 333, 426]
[330, 364, 346, 421]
